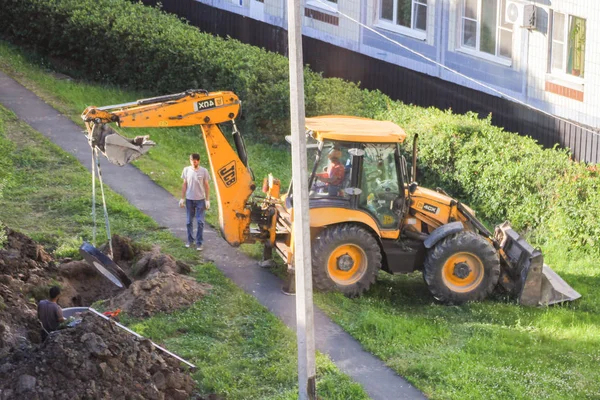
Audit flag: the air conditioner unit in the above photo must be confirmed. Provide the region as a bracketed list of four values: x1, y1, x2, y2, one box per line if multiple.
[505, 1, 536, 29]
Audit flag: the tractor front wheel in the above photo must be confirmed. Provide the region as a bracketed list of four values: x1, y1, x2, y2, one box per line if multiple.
[312, 224, 382, 297]
[424, 231, 500, 304]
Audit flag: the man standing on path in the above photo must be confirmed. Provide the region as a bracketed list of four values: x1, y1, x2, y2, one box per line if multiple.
[38, 286, 65, 341]
[180, 153, 211, 251]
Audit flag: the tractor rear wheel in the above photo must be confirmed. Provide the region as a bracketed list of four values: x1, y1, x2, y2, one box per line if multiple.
[423, 231, 500, 304]
[312, 224, 382, 297]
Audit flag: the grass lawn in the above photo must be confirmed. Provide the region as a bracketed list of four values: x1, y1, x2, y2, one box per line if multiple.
[1, 40, 599, 399]
[0, 57, 368, 399]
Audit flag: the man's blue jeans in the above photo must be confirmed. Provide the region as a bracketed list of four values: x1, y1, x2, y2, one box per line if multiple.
[186, 199, 206, 246]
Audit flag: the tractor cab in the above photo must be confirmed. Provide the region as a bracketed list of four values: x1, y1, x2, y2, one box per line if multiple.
[304, 116, 409, 231]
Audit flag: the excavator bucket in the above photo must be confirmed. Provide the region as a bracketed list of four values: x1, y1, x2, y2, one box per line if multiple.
[87, 123, 155, 166]
[495, 222, 581, 306]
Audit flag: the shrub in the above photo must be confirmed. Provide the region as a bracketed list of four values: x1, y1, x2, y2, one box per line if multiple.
[378, 103, 598, 256]
[0, 0, 389, 138]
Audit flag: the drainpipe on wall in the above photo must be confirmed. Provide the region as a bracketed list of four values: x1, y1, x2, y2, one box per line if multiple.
[521, 27, 531, 102]
[435, 0, 446, 79]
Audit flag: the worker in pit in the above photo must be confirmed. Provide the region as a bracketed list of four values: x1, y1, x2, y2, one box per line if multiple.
[38, 286, 66, 341]
[315, 149, 345, 196]
[180, 153, 211, 251]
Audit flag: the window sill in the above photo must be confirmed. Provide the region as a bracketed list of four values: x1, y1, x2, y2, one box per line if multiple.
[545, 76, 584, 102]
[374, 21, 426, 41]
[455, 47, 512, 67]
[546, 73, 584, 92]
[306, 0, 337, 14]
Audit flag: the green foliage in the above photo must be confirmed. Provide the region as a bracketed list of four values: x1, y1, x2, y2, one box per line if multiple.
[54, 236, 85, 259]
[0, 114, 14, 248]
[545, 166, 600, 253]
[378, 104, 599, 256]
[0, 0, 388, 140]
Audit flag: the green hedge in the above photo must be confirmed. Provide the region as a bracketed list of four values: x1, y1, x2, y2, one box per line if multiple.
[378, 104, 600, 253]
[0, 0, 387, 136]
[0, 0, 597, 257]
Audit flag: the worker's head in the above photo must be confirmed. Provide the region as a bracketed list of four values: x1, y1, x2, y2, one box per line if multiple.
[49, 286, 61, 301]
[189, 153, 200, 168]
[328, 149, 342, 163]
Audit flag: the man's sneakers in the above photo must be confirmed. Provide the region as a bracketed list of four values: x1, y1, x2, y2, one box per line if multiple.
[186, 243, 203, 251]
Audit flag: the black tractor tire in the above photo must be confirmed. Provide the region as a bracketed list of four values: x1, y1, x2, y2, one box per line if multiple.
[312, 224, 382, 297]
[423, 231, 500, 304]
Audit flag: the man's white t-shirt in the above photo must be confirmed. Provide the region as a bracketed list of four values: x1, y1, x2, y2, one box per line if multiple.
[181, 166, 210, 200]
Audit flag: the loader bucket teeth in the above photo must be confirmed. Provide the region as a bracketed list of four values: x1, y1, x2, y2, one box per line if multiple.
[495, 222, 581, 306]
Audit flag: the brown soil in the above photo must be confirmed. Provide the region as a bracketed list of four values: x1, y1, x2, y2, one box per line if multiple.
[0, 228, 212, 399]
[0, 314, 195, 399]
[105, 272, 210, 319]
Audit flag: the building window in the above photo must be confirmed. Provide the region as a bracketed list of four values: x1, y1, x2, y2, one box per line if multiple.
[551, 13, 586, 78]
[461, 0, 513, 59]
[379, 0, 428, 32]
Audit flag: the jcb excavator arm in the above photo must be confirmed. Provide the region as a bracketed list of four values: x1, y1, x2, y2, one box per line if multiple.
[81, 89, 256, 246]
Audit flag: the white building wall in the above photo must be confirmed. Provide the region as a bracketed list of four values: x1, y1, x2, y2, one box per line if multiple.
[197, 0, 600, 130]
[303, 0, 362, 50]
[265, 0, 285, 19]
[525, 1, 600, 127]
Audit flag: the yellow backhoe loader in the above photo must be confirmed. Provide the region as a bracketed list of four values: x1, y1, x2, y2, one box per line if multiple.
[81, 89, 580, 306]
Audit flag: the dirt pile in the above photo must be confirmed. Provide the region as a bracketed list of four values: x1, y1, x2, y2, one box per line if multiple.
[0, 313, 195, 400]
[0, 229, 215, 399]
[0, 229, 59, 354]
[103, 243, 210, 318]
[0, 228, 209, 358]
[105, 272, 209, 318]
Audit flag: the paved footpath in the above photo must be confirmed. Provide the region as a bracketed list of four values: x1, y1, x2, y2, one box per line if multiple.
[0, 71, 425, 400]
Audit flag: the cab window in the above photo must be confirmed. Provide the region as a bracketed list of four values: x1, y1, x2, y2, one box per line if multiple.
[359, 144, 400, 228]
[310, 142, 353, 199]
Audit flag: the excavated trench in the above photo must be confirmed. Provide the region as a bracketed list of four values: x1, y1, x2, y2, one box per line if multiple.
[0, 228, 212, 399]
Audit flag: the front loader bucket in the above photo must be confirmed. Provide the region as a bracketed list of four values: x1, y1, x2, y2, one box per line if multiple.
[495, 222, 581, 306]
[87, 123, 155, 166]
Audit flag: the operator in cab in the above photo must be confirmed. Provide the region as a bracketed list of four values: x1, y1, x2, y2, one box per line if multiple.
[38, 286, 65, 341]
[315, 149, 345, 196]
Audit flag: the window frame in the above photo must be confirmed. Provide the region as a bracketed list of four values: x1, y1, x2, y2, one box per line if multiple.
[375, 0, 428, 41]
[457, 0, 513, 66]
[549, 11, 586, 83]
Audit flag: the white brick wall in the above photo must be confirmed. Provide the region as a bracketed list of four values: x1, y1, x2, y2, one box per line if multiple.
[303, 0, 361, 43]
[265, 0, 284, 18]
[525, 1, 600, 127]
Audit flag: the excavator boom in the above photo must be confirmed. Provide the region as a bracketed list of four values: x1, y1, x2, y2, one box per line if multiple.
[81, 89, 256, 246]
[82, 89, 241, 127]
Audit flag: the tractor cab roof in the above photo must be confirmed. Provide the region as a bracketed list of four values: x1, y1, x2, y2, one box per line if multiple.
[305, 116, 406, 144]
